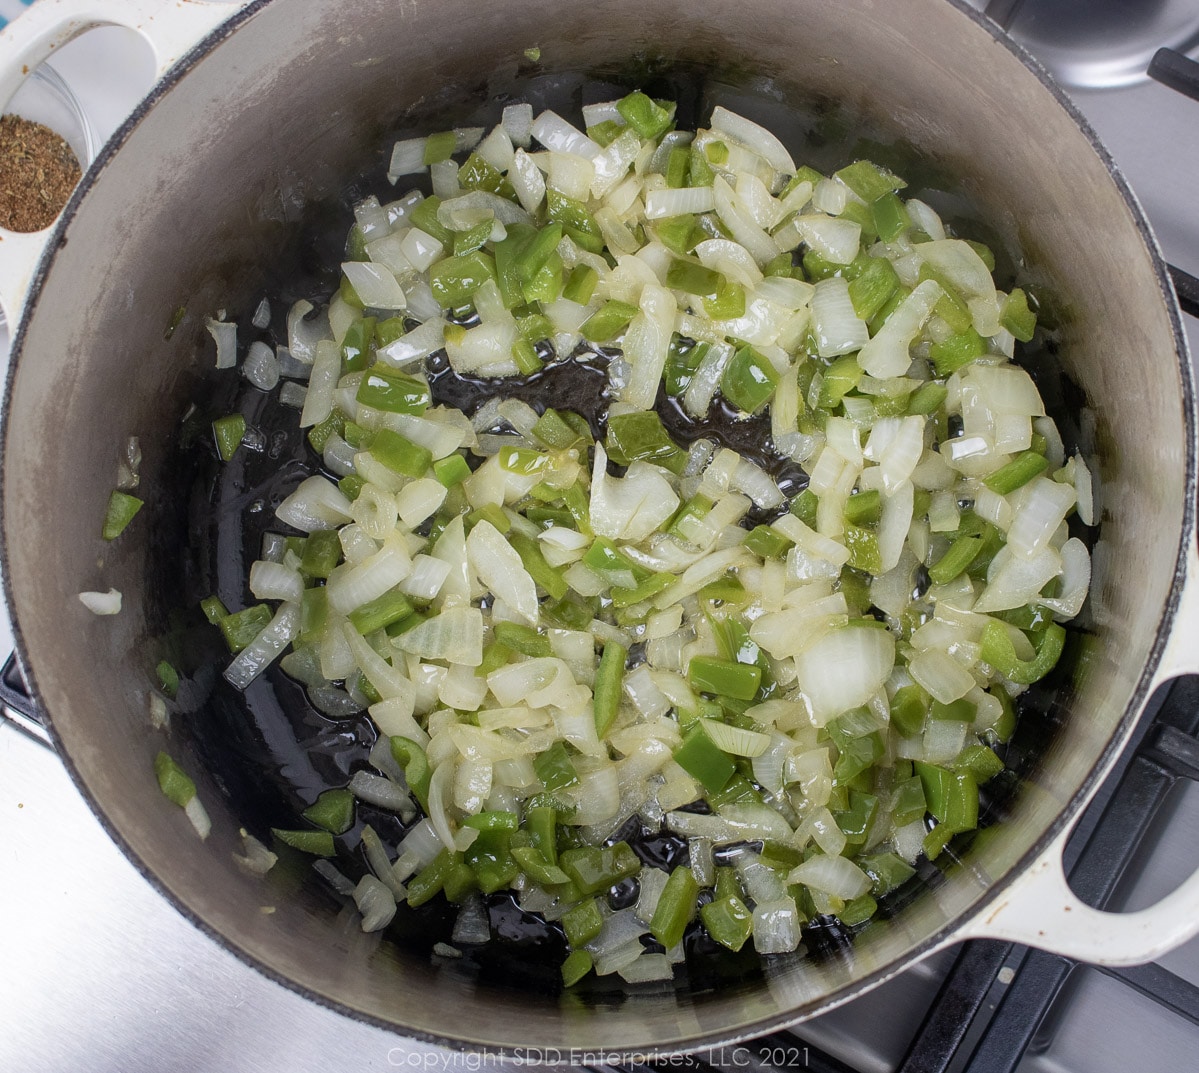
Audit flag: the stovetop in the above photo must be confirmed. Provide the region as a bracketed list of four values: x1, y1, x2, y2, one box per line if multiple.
[1, 3, 1197, 1072]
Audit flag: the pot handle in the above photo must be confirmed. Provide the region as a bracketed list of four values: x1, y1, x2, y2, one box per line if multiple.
[960, 546, 1199, 964]
[957, 812, 1199, 965]
[0, 0, 239, 326]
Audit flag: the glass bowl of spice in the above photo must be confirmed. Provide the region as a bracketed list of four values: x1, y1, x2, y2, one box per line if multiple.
[0, 60, 97, 331]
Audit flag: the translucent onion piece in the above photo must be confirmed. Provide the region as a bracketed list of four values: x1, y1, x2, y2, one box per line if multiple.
[224, 602, 300, 690]
[793, 626, 895, 724]
[466, 520, 538, 624]
[242, 340, 280, 390]
[788, 854, 871, 900]
[354, 875, 398, 932]
[327, 540, 412, 615]
[709, 105, 796, 173]
[810, 276, 869, 358]
[79, 588, 122, 615]
[205, 317, 237, 369]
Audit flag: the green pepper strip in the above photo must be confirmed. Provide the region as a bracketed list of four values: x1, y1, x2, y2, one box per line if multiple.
[688, 656, 761, 701]
[980, 620, 1066, 684]
[407, 849, 453, 907]
[272, 828, 336, 857]
[390, 736, 432, 812]
[593, 641, 627, 738]
[650, 865, 698, 949]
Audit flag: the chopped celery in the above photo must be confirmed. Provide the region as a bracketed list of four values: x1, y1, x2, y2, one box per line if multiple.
[615, 91, 673, 140]
[102, 490, 143, 541]
[348, 588, 413, 634]
[835, 160, 906, 203]
[907, 381, 948, 416]
[984, 451, 1049, 494]
[1001, 287, 1037, 342]
[429, 250, 497, 308]
[493, 621, 552, 658]
[372, 428, 433, 477]
[156, 660, 179, 698]
[666, 258, 723, 297]
[432, 453, 471, 487]
[219, 604, 272, 653]
[155, 751, 195, 806]
[356, 367, 430, 414]
[200, 595, 228, 624]
[580, 300, 639, 343]
[213, 413, 247, 462]
[301, 529, 342, 578]
[302, 788, 354, 834]
[606, 411, 687, 472]
[422, 130, 457, 164]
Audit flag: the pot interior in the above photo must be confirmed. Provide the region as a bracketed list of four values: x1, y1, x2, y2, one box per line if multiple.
[1, 0, 1192, 1052]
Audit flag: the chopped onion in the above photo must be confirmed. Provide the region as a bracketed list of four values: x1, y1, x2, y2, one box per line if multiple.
[79, 589, 122, 615]
[789, 854, 870, 899]
[224, 602, 299, 690]
[242, 340, 280, 390]
[354, 875, 397, 932]
[709, 105, 795, 173]
[206, 317, 237, 369]
[811, 276, 869, 357]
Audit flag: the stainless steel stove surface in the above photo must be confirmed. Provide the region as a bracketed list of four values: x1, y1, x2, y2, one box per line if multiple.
[2, 3, 1198, 1072]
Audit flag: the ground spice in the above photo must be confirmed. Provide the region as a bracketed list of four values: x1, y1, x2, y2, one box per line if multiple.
[0, 113, 81, 233]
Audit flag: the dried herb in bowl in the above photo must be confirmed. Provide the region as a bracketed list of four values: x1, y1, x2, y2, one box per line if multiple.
[0, 113, 81, 233]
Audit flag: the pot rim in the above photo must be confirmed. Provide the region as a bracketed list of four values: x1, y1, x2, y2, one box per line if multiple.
[1, 0, 1195, 1054]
